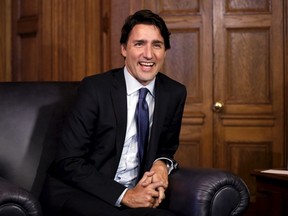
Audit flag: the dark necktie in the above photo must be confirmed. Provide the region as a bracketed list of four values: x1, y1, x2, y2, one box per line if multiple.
[136, 88, 149, 173]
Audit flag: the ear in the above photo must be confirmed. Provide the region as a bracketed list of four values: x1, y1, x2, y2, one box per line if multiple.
[121, 44, 127, 58]
[164, 50, 167, 58]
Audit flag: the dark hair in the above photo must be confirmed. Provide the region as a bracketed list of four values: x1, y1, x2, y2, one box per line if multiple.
[120, 9, 171, 50]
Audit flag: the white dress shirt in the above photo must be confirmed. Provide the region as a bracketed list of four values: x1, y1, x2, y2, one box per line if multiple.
[114, 67, 155, 189]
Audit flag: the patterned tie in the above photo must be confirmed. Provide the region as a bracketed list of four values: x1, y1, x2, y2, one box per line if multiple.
[136, 88, 149, 173]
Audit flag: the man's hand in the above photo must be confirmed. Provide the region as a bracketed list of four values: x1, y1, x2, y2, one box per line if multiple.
[121, 171, 166, 208]
[144, 160, 169, 207]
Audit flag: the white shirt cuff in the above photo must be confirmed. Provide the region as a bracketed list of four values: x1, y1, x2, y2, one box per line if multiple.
[115, 188, 128, 207]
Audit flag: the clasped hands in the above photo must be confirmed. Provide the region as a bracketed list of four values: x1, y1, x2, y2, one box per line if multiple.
[121, 160, 169, 208]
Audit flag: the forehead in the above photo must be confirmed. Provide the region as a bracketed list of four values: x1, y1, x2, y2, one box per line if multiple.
[128, 24, 164, 41]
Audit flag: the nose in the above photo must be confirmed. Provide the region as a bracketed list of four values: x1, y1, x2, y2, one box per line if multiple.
[143, 45, 153, 59]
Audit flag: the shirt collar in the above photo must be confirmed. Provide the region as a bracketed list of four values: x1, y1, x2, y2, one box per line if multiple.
[124, 66, 155, 97]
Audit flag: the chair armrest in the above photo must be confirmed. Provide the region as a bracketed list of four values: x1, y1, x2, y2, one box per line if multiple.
[167, 168, 250, 216]
[0, 177, 42, 216]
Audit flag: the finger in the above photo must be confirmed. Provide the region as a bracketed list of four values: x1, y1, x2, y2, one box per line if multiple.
[158, 187, 165, 203]
[151, 187, 165, 208]
[141, 176, 153, 187]
[139, 171, 154, 184]
[162, 181, 168, 189]
[152, 194, 163, 208]
[143, 172, 154, 186]
[152, 196, 161, 208]
[150, 197, 158, 208]
[154, 178, 168, 189]
[152, 200, 159, 208]
[150, 181, 166, 190]
[144, 170, 155, 177]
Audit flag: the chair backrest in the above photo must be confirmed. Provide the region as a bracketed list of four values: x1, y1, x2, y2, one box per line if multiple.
[0, 82, 79, 198]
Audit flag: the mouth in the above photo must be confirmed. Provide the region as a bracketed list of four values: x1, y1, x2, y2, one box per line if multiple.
[139, 62, 155, 70]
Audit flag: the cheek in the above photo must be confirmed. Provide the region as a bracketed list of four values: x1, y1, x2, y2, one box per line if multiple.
[155, 55, 166, 66]
[155, 51, 166, 60]
[127, 53, 140, 63]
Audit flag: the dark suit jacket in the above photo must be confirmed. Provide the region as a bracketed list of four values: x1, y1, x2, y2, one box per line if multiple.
[49, 68, 187, 206]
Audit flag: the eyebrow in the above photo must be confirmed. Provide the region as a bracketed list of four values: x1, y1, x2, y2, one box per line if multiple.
[132, 39, 164, 44]
[152, 40, 164, 45]
[133, 39, 145, 43]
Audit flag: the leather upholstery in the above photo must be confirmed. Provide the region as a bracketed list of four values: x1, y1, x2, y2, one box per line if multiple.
[167, 168, 249, 216]
[0, 82, 250, 216]
[0, 177, 41, 216]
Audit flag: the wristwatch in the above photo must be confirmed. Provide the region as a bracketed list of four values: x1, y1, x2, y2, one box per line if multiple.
[160, 159, 172, 172]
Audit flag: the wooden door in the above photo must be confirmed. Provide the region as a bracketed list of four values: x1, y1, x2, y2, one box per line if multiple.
[109, 0, 285, 204]
[213, 0, 284, 200]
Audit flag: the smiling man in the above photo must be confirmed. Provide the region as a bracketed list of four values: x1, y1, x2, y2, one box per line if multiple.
[40, 10, 187, 216]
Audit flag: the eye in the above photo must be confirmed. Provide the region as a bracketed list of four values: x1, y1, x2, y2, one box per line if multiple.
[134, 41, 144, 47]
[153, 42, 163, 49]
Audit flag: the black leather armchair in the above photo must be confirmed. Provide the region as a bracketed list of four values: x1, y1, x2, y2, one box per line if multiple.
[0, 82, 250, 216]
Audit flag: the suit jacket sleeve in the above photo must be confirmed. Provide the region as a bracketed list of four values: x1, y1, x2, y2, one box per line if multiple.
[155, 80, 187, 161]
[145, 73, 187, 171]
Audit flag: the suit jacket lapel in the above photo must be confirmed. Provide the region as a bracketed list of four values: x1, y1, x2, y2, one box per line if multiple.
[110, 69, 127, 164]
[146, 75, 169, 167]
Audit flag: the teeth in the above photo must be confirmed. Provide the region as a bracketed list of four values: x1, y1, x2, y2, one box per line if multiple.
[140, 62, 154, 66]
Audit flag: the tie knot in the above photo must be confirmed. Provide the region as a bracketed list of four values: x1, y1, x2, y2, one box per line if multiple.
[139, 88, 149, 99]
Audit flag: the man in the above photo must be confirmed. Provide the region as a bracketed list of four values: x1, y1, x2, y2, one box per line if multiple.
[41, 9, 187, 216]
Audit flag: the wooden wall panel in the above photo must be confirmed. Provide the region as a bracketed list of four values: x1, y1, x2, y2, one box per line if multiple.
[18, 0, 39, 15]
[44, 0, 106, 80]
[11, 0, 106, 81]
[109, 0, 129, 69]
[12, 0, 40, 81]
[0, 0, 12, 81]
[50, 0, 87, 80]
[285, 0, 288, 167]
[19, 37, 39, 80]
